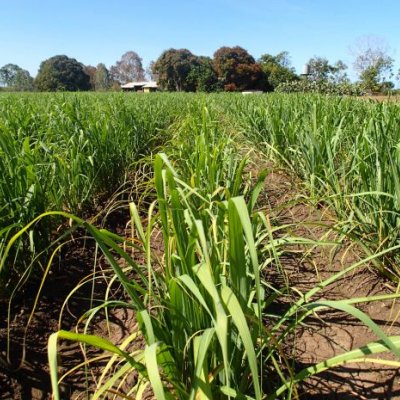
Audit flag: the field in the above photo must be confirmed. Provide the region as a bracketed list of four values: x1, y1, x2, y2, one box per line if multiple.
[1, 92, 400, 399]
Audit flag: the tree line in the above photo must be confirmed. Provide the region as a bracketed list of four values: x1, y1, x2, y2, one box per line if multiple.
[1, 42, 398, 94]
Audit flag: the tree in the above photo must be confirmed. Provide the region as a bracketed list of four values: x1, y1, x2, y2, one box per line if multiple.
[0, 63, 33, 90]
[0, 64, 34, 91]
[234, 63, 266, 91]
[35, 55, 91, 91]
[259, 51, 298, 90]
[187, 56, 218, 92]
[307, 57, 331, 82]
[329, 60, 349, 84]
[146, 61, 156, 81]
[358, 58, 394, 92]
[351, 36, 394, 92]
[307, 57, 348, 84]
[94, 63, 111, 90]
[110, 51, 145, 84]
[153, 48, 199, 91]
[0, 64, 21, 86]
[213, 46, 265, 91]
[13, 69, 34, 91]
[83, 65, 97, 90]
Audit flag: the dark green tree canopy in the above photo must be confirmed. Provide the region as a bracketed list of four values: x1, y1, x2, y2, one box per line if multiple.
[186, 56, 218, 92]
[213, 46, 266, 91]
[153, 48, 199, 91]
[35, 55, 91, 91]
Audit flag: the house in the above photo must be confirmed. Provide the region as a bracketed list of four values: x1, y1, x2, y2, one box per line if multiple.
[121, 81, 158, 92]
[142, 81, 158, 93]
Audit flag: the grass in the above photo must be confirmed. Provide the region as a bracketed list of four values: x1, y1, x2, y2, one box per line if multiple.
[1, 92, 400, 398]
[0, 92, 187, 287]
[236, 93, 400, 278]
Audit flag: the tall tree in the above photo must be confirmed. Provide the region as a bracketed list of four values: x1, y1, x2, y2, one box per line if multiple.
[307, 57, 348, 83]
[213, 46, 265, 91]
[358, 58, 394, 92]
[0, 64, 34, 91]
[83, 65, 97, 90]
[330, 60, 349, 84]
[146, 61, 157, 81]
[153, 48, 199, 91]
[0, 64, 22, 86]
[110, 51, 145, 84]
[94, 63, 111, 90]
[259, 51, 298, 90]
[307, 57, 331, 82]
[187, 56, 218, 92]
[13, 69, 34, 91]
[35, 55, 91, 91]
[351, 36, 394, 92]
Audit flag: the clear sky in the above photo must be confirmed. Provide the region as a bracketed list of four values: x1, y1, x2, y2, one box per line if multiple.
[1, 0, 399, 81]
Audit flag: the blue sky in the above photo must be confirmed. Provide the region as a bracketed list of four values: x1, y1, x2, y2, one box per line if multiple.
[1, 0, 399, 81]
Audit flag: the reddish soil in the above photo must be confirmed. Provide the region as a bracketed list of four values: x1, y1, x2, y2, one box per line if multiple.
[1, 158, 400, 399]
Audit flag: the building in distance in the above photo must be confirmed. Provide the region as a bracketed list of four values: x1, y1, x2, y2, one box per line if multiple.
[121, 81, 158, 92]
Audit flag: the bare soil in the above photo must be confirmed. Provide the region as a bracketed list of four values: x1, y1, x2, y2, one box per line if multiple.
[362, 95, 400, 102]
[0, 241, 98, 399]
[0, 207, 135, 400]
[257, 156, 400, 399]
[1, 159, 400, 399]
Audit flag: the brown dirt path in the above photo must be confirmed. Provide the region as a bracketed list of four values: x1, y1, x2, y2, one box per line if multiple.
[256, 155, 400, 399]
